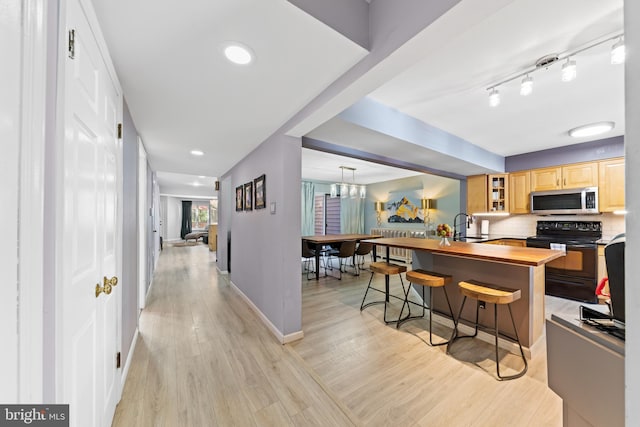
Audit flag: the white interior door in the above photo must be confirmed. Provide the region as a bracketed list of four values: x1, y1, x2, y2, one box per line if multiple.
[61, 0, 122, 425]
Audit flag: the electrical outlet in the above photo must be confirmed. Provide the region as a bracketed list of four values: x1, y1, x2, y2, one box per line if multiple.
[479, 301, 486, 309]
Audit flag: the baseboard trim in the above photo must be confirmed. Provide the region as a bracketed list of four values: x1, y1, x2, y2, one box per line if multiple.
[120, 328, 139, 387]
[229, 281, 304, 344]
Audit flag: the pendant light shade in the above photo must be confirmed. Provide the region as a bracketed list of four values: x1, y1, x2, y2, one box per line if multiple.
[331, 166, 366, 199]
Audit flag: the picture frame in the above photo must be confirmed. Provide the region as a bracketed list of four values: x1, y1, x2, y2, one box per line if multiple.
[254, 174, 266, 209]
[235, 185, 244, 211]
[244, 182, 253, 211]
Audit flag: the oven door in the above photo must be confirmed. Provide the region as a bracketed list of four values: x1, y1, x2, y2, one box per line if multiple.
[526, 240, 598, 303]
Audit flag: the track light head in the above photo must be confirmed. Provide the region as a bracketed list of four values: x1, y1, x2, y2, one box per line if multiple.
[611, 38, 625, 64]
[520, 75, 533, 96]
[561, 58, 577, 82]
[488, 88, 500, 107]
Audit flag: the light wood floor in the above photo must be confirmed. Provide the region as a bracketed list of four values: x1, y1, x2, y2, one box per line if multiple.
[113, 246, 570, 426]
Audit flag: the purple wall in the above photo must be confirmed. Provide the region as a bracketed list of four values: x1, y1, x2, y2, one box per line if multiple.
[220, 134, 302, 336]
[505, 136, 624, 172]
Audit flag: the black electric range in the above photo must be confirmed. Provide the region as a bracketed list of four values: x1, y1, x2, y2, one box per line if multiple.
[526, 221, 602, 303]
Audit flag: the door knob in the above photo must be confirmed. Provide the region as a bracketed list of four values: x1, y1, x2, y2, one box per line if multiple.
[95, 283, 112, 297]
[104, 276, 118, 287]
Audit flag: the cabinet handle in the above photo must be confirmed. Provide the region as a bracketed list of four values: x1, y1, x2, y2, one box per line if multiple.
[563, 178, 566, 186]
[556, 179, 559, 186]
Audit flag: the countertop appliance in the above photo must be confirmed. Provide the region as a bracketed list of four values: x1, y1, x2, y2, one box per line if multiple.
[530, 187, 598, 215]
[526, 221, 601, 303]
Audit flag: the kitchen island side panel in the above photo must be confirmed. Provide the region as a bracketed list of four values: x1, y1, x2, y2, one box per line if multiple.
[413, 251, 546, 348]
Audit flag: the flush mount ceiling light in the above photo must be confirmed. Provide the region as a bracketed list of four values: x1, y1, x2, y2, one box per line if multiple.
[561, 58, 577, 82]
[488, 87, 500, 107]
[190, 150, 204, 156]
[611, 37, 625, 64]
[568, 121, 615, 138]
[484, 32, 622, 107]
[223, 43, 254, 65]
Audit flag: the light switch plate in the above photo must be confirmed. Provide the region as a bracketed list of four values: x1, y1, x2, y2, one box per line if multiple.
[270, 202, 276, 214]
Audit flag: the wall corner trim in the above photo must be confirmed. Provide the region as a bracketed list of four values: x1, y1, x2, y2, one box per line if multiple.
[120, 328, 139, 387]
[229, 281, 304, 344]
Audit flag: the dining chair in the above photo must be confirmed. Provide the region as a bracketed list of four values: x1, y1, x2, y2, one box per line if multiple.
[353, 242, 374, 275]
[302, 241, 323, 280]
[327, 240, 357, 280]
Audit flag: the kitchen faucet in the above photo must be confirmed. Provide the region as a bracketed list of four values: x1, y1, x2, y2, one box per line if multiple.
[452, 213, 474, 241]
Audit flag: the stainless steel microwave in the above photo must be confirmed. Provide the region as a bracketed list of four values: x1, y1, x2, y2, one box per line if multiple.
[530, 187, 599, 215]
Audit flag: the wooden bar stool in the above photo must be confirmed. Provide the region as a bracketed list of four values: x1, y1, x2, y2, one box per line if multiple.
[447, 280, 528, 380]
[396, 269, 454, 346]
[360, 261, 408, 324]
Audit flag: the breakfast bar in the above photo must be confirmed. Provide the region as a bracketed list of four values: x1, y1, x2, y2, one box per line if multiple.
[365, 237, 564, 353]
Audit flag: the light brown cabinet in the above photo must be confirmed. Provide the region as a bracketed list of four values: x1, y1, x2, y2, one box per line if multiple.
[508, 171, 530, 214]
[530, 162, 598, 191]
[466, 174, 508, 213]
[483, 239, 526, 247]
[598, 158, 625, 212]
[208, 224, 217, 251]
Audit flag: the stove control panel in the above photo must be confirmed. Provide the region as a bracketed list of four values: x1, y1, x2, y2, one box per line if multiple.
[535, 221, 602, 237]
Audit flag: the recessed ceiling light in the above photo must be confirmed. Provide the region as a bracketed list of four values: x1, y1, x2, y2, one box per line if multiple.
[190, 150, 204, 156]
[224, 43, 254, 65]
[192, 182, 201, 187]
[568, 122, 614, 138]
[198, 175, 205, 178]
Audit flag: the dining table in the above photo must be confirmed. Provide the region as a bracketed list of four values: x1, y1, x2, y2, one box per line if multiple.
[302, 233, 383, 280]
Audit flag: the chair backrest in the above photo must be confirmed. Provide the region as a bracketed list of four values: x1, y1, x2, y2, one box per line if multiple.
[338, 240, 356, 258]
[605, 233, 625, 323]
[355, 242, 373, 256]
[302, 241, 315, 258]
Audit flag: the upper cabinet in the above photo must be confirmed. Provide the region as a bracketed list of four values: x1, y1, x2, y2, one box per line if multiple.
[509, 171, 531, 214]
[467, 174, 508, 213]
[598, 158, 625, 212]
[530, 162, 598, 192]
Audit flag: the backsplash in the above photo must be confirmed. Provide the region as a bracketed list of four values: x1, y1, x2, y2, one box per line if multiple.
[466, 213, 625, 241]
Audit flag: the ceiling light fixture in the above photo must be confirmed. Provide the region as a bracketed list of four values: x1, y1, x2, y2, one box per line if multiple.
[223, 43, 254, 65]
[568, 121, 615, 138]
[520, 75, 533, 96]
[330, 166, 366, 199]
[484, 32, 623, 106]
[561, 58, 577, 82]
[190, 150, 204, 156]
[488, 87, 500, 107]
[611, 37, 625, 64]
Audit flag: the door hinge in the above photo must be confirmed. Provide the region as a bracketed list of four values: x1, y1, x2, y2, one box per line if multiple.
[116, 351, 121, 369]
[68, 29, 75, 59]
[117, 123, 123, 139]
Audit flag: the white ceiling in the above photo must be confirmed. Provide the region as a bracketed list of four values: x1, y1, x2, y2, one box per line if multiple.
[91, 0, 625, 194]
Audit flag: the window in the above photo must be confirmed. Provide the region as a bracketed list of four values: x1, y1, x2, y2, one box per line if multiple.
[191, 204, 209, 230]
[313, 194, 340, 235]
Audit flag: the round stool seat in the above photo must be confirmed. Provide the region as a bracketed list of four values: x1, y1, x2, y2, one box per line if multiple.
[458, 280, 521, 305]
[369, 261, 407, 275]
[406, 270, 452, 288]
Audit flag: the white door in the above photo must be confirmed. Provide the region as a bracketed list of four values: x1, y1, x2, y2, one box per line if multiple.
[61, 0, 122, 426]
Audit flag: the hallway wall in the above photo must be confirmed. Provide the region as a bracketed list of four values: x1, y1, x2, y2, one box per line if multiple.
[122, 99, 140, 366]
[220, 134, 302, 339]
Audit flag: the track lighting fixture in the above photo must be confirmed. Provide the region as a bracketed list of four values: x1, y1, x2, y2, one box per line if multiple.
[485, 32, 622, 107]
[561, 58, 577, 82]
[520, 75, 533, 96]
[488, 88, 500, 107]
[611, 37, 625, 65]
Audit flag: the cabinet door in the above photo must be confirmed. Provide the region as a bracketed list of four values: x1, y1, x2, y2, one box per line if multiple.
[509, 171, 530, 214]
[488, 174, 508, 212]
[466, 175, 488, 213]
[598, 158, 625, 212]
[531, 167, 562, 191]
[562, 162, 598, 188]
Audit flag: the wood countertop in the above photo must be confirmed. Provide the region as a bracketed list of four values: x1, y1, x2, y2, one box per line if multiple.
[365, 237, 564, 267]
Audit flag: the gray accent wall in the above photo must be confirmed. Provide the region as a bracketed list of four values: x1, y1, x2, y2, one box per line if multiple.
[220, 134, 301, 337]
[121, 100, 139, 365]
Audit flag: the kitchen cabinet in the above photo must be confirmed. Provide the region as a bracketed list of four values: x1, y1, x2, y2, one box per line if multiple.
[598, 157, 625, 212]
[208, 224, 217, 251]
[466, 174, 508, 213]
[508, 170, 530, 214]
[530, 162, 598, 191]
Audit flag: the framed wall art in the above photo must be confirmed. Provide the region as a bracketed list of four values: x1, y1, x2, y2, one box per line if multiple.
[254, 174, 266, 209]
[244, 182, 253, 211]
[235, 185, 244, 211]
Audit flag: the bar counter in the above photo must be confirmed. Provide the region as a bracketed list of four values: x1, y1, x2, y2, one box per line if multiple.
[364, 237, 565, 354]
